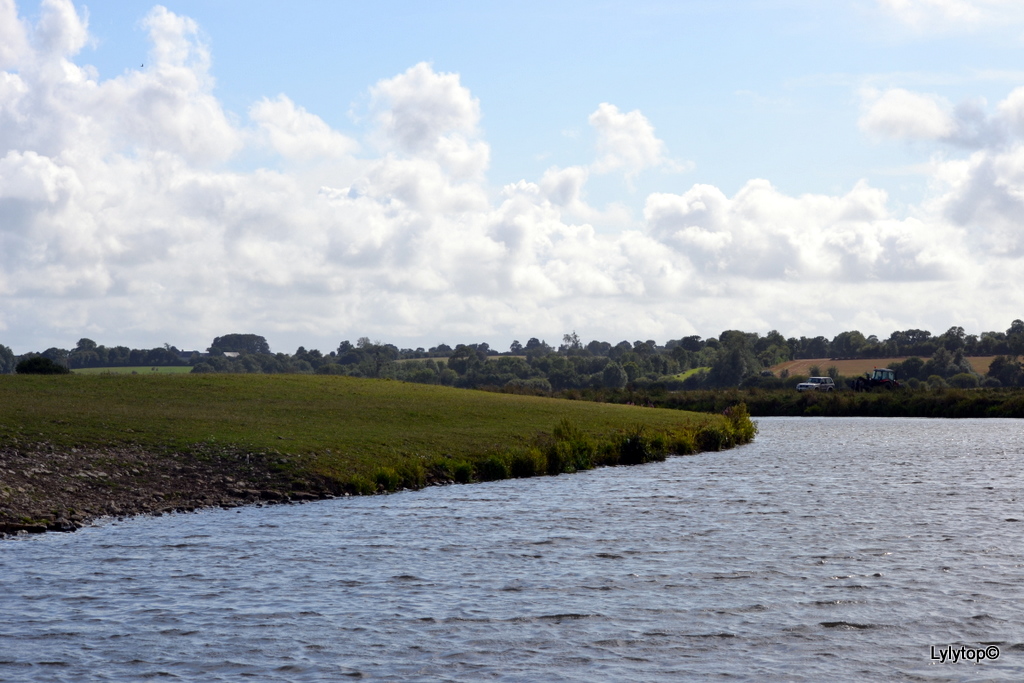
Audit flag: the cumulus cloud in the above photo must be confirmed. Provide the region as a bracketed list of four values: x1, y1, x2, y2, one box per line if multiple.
[860, 88, 957, 141]
[645, 179, 958, 281]
[0, 0, 29, 68]
[368, 62, 488, 179]
[860, 84, 1024, 258]
[251, 95, 358, 161]
[589, 103, 668, 175]
[859, 86, 1023, 148]
[0, 0, 1019, 352]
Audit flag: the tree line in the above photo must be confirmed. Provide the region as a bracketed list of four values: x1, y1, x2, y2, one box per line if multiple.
[3, 321, 1024, 389]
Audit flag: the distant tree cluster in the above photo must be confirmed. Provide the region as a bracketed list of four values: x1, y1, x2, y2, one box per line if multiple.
[66, 338, 187, 369]
[3, 320, 1023, 390]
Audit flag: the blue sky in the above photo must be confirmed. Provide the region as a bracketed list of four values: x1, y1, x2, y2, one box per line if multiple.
[62, 0, 1024, 202]
[2, 0, 1024, 354]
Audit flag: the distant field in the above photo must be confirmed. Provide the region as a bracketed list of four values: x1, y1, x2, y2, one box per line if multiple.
[72, 366, 193, 375]
[667, 366, 711, 381]
[771, 356, 997, 377]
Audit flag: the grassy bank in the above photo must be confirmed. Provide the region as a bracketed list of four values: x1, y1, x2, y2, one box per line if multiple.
[0, 374, 755, 531]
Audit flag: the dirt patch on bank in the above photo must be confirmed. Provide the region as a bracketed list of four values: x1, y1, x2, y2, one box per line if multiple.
[0, 443, 337, 536]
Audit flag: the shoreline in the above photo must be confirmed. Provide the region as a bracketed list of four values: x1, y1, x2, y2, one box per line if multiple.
[0, 442, 341, 537]
[1, 436, 736, 537]
[1, 375, 756, 537]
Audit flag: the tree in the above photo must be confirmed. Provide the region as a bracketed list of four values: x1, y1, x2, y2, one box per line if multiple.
[939, 326, 966, 351]
[602, 362, 628, 389]
[707, 345, 755, 387]
[586, 340, 612, 356]
[509, 339, 523, 354]
[75, 338, 98, 351]
[209, 334, 270, 355]
[678, 335, 703, 352]
[1008, 320, 1024, 358]
[561, 331, 582, 353]
[0, 344, 14, 374]
[429, 343, 453, 356]
[16, 356, 71, 374]
[830, 330, 866, 357]
[894, 356, 925, 381]
[41, 347, 69, 364]
[988, 356, 1023, 387]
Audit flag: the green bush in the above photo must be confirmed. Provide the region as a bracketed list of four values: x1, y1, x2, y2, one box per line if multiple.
[552, 418, 596, 471]
[668, 430, 697, 455]
[347, 475, 377, 495]
[949, 373, 980, 389]
[546, 440, 573, 474]
[696, 423, 732, 451]
[509, 448, 545, 478]
[723, 402, 757, 442]
[475, 454, 511, 481]
[619, 424, 661, 465]
[373, 467, 402, 491]
[396, 462, 426, 489]
[593, 440, 620, 466]
[452, 460, 474, 484]
[16, 357, 70, 375]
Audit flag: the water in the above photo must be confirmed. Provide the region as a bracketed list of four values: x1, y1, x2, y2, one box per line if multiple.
[2, 417, 1024, 681]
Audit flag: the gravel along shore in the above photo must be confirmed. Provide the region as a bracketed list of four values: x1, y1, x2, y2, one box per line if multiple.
[0, 443, 334, 537]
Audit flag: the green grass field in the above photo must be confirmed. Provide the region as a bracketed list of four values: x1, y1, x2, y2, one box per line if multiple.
[72, 366, 193, 375]
[666, 366, 710, 381]
[0, 374, 751, 491]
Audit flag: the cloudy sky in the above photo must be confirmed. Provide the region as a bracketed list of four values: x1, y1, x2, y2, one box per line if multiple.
[2, 0, 1024, 354]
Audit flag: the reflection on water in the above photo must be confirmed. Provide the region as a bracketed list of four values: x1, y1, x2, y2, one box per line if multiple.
[2, 417, 1024, 681]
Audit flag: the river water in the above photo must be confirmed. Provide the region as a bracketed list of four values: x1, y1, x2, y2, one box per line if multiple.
[2, 417, 1024, 682]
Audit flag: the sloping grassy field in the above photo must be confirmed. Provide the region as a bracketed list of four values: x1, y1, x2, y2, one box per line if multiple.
[0, 374, 750, 493]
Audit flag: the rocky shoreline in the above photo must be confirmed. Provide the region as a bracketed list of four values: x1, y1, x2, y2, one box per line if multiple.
[0, 443, 338, 537]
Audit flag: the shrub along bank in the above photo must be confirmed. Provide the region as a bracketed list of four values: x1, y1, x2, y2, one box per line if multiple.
[0, 374, 756, 534]
[582, 386, 1024, 418]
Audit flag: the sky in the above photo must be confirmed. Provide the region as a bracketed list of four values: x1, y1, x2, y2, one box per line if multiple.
[2, 0, 1024, 354]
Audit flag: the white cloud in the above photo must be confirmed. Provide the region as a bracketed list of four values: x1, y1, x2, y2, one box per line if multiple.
[929, 144, 1024, 255]
[644, 179, 958, 282]
[588, 102, 684, 177]
[33, 0, 89, 59]
[1, 1, 1021, 353]
[368, 62, 488, 179]
[859, 88, 957, 141]
[251, 95, 358, 161]
[0, 0, 29, 69]
[859, 86, 1023, 148]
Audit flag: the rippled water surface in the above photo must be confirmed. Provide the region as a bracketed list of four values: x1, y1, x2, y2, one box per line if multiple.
[3, 417, 1024, 681]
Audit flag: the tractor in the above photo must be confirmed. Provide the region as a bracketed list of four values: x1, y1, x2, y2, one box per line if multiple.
[853, 367, 902, 391]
